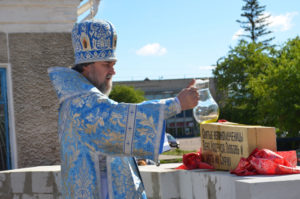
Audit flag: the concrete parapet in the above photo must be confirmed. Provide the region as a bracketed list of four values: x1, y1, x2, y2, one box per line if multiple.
[235, 175, 300, 199]
[140, 164, 300, 199]
[140, 163, 240, 199]
[1, 164, 300, 199]
[0, 166, 61, 199]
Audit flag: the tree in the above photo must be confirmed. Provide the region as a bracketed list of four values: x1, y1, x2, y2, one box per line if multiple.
[213, 0, 276, 125]
[109, 84, 146, 103]
[236, 0, 274, 46]
[248, 37, 300, 137]
[213, 40, 274, 124]
[213, 0, 299, 138]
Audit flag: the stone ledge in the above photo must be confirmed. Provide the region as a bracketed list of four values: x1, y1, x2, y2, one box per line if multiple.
[1, 164, 300, 199]
[0, 166, 61, 199]
[0, 166, 61, 173]
[139, 164, 300, 199]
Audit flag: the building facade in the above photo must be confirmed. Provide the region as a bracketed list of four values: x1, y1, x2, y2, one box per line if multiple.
[0, 0, 80, 170]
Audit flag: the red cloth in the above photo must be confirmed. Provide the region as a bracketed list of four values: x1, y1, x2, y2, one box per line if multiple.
[176, 151, 214, 170]
[231, 148, 300, 176]
[178, 118, 226, 170]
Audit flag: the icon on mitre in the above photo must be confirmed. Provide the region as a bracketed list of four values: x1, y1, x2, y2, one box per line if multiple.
[80, 33, 91, 51]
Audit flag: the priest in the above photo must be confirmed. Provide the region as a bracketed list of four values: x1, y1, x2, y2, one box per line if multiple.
[48, 19, 199, 199]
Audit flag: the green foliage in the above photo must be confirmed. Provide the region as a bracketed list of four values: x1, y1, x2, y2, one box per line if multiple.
[213, 40, 274, 125]
[161, 149, 196, 164]
[162, 149, 196, 155]
[236, 0, 274, 46]
[160, 158, 182, 164]
[109, 84, 146, 103]
[213, 0, 300, 137]
[248, 37, 300, 136]
[213, 36, 300, 137]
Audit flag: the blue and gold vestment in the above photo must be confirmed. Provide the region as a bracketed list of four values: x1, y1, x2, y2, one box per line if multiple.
[48, 67, 181, 199]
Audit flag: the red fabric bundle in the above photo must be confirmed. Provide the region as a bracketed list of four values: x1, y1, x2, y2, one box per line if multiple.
[231, 148, 300, 176]
[176, 151, 214, 170]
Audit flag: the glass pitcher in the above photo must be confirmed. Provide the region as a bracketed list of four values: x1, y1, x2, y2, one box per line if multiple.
[193, 79, 219, 124]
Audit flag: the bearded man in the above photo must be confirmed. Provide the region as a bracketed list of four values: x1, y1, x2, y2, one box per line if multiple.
[48, 19, 199, 199]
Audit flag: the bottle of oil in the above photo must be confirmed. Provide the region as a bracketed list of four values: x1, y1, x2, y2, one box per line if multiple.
[193, 79, 219, 124]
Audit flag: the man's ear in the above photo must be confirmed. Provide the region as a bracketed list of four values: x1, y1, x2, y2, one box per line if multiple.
[81, 64, 91, 77]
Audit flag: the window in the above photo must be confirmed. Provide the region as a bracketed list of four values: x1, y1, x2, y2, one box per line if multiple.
[0, 68, 11, 170]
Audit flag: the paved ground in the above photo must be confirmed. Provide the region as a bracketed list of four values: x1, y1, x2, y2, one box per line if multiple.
[177, 137, 201, 151]
[159, 137, 201, 160]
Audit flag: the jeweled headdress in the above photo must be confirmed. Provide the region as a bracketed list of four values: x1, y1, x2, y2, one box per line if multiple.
[72, 19, 117, 64]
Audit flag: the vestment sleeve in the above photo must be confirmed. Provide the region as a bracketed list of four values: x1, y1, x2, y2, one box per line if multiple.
[63, 93, 181, 162]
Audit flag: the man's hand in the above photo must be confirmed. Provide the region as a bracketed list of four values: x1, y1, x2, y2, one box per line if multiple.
[177, 79, 200, 111]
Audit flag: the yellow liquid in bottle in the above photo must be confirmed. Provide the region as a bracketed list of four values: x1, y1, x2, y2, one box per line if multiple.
[199, 115, 219, 124]
[199, 110, 220, 124]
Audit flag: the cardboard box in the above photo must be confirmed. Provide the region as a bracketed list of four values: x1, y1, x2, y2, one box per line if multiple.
[200, 122, 277, 170]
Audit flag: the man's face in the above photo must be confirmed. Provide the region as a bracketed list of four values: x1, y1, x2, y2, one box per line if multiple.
[82, 61, 116, 95]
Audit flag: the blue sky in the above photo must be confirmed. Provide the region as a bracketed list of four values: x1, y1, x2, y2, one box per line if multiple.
[81, 0, 299, 81]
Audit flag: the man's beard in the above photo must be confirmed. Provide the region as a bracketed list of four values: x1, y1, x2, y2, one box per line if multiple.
[97, 79, 112, 96]
[88, 67, 113, 96]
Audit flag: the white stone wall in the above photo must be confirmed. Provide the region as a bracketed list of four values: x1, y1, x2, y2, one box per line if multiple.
[1, 164, 300, 199]
[0, 166, 61, 199]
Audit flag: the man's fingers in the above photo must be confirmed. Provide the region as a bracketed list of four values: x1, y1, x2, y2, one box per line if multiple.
[187, 79, 196, 88]
[189, 87, 198, 92]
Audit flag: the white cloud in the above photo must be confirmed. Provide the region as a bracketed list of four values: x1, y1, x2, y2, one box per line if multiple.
[199, 65, 216, 70]
[136, 43, 167, 56]
[266, 12, 298, 31]
[232, 12, 298, 40]
[232, 29, 245, 40]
